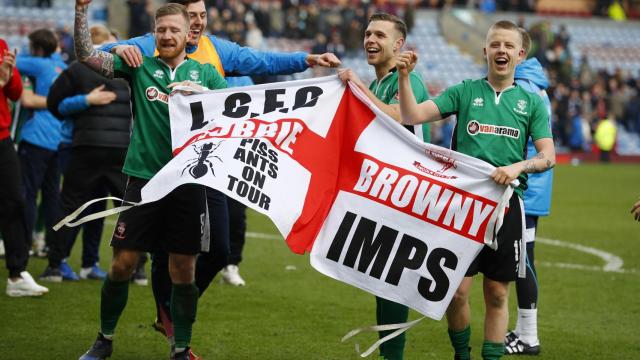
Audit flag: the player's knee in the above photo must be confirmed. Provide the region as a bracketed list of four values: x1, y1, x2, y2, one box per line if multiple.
[484, 284, 509, 309]
[110, 251, 139, 280]
[449, 287, 470, 309]
[168, 254, 196, 284]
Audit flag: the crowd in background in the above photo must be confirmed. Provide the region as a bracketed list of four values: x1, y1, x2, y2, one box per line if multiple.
[195, 0, 639, 153]
[517, 16, 640, 152]
[8, 0, 640, 155]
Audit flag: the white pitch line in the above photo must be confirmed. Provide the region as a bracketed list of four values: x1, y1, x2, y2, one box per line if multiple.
[536, 237, 636, 274]
[246, 231, 282, 241]
[102, 223, 638, 275]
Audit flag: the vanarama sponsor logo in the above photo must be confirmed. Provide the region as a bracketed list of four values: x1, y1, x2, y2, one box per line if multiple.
[146, 87, 169, 104]
[466, 120, 520, 139]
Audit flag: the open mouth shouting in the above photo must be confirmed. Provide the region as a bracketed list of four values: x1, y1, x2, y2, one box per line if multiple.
[188, 28, 202, 43]
[494, 56, 509, 70]
[366, 46, 381, 59]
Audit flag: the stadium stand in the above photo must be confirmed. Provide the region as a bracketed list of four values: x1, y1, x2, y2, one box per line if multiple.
[1, 1, 639, 156]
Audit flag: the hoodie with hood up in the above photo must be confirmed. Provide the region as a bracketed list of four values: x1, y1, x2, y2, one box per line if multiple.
[515, 57, 554, 217]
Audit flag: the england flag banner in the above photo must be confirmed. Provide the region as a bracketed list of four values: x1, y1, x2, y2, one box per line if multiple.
[141, 75, 514, 320]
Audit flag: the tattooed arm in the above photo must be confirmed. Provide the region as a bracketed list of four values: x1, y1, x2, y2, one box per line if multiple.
[491, 137, 556, 185]
[522, 138, 556, 173]
[74, 0, 114, 78]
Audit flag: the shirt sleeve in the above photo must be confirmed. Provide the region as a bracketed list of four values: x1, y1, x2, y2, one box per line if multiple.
[389, 72, 429, 105]
[205, 64, 227, 91]
[112, 55, 133, 78]
[58, 95, 89, 117]
[4, 67, 23, 102]
[99, 33, 156, 57]
[210, 35, 308, 76]
[16, 55, 44, 77]
[528, 95, 552, 141]
[432, 81, 465, 117]
[47, 67, 75, 120]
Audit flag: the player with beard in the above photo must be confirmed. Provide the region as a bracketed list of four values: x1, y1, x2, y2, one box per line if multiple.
[100, 0, 341, 352]
[338, 13, 430, 360]
[73, 1, 227, 359]
[396, 20, 555, 360]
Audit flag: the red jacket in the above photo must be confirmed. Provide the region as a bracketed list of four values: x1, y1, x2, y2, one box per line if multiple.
[0, 38, 23, 141]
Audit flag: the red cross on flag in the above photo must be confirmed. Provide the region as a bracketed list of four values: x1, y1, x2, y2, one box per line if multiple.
[142, 75, 514, 319]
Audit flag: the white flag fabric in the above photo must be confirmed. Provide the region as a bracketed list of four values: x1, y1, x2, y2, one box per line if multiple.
[140, 75, 514, 319]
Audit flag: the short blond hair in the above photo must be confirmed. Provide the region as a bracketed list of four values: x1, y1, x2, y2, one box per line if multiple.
[487, 20, 523, 46]
[155, 3, 190, 29]
[518, 27, 532, 54]
[90, 25, 111, 46]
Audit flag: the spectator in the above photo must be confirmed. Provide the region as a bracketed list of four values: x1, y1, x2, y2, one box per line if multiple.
[15, 29, 67, 274]
[555, 24, 570, 48]
[326, 32, 346, 60]
[578, 55, 595, 89]
[1, 38, 49, 297]
[594, 114, 617, 162]
[40, 25, 132, 283]
[608, 78, 628, 128]
[127, 0, 153, 37]
[311, 33, 327, 55]
[245, 21, 264, 49]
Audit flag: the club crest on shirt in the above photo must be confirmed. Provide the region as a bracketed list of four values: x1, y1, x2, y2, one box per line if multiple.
[467, 120, 520, 139]
[514, 99, 528, 115]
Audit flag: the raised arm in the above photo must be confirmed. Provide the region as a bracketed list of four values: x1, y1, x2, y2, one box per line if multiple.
[74, 0, 114, 78]
[396, 51, 441, 125]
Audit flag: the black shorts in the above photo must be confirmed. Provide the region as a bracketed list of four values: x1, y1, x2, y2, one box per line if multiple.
[465, 194, 523, 282]
[110, 177, 206, 255]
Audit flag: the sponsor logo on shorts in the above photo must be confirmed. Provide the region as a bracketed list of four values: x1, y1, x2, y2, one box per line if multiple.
[466, 120, 520, 139]
[114, 221, 126, 240]
[145, 86, 169, 104]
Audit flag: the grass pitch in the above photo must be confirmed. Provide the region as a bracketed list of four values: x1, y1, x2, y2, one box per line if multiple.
[1, 163, 639, 359]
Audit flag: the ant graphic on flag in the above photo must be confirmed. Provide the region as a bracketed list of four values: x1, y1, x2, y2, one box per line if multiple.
[396, 20, 555, 360]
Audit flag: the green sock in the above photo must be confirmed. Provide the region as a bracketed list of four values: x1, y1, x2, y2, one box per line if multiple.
[171, 283, 199, 349]
[448, 326, 471, 360]
[375, 297, 408, 360]
[482, 341, 505, 360]
[100, 277, 129, 336]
